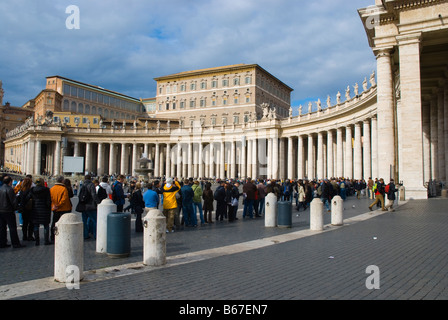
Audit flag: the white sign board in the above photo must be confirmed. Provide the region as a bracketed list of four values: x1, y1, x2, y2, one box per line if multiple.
[63, 156, 84, 173]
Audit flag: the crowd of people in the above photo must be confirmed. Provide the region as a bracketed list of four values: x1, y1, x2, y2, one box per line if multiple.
[0, 171, 398, 249]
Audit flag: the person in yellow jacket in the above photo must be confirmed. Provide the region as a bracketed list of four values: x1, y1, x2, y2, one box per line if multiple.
[49, 175, 72, 241]
[161, 177, 181, 233]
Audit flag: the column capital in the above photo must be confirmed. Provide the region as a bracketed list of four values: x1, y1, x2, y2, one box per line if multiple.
[374, 46, 394, 59]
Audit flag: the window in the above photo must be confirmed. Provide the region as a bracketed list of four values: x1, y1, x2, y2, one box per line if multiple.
[222, 117, 227, 125]
[212, 98, 216, 106]
[200, 99, 205, 107]
[201, 82, 207, 90]
[233, 116, 239, 124]
[211, 117, 216, 126]
[223, 97, 227, 105]
[166, 85, 171, 94]
[212, 80, 218, 88]
[234, 97, 239, 104]
[63, 100, 69, 111]
[93, 118, 99, 124]
[82, 117, 88, 124]
[245, 76, 252, 84]
[246, 95, 251, 103]
[85, 105, 90, 114]
[180, 101, 185, 109]
[64, 117, 70, 123]
[222, 79, 229, 87]
[190, 100, 196, 108]
[180, 84, 186, 92]
[190, 82, 196, 91]
[233, 78, 240, 86]
[78, 103, 84, 114]
[166, 103, 169, 110]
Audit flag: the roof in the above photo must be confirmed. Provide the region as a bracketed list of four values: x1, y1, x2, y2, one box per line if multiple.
[154, 63, 294, 91]
[46, 75, 141, 102]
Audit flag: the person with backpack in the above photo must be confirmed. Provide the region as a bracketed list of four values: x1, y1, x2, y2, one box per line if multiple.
[282, 179, 292, 201]
[29, 178, 52, 246]
[242, 178, 257, 219]
[130, 182, 145, 232]
[0, 175, 25, 248]
[50, 175, 73, 242]
[192, 180, 205, 225]
[202, 182, 214, 224]
[214, 180, 227, 221]
[75, 175, 99, 240]
[112, 175, 126, 212]
[99, 176, 113, 200]
[385, 179, 397, 212]
[369, 178, 387, 212]
[94, 179, 108, 203]
[16, 177, 34, 241]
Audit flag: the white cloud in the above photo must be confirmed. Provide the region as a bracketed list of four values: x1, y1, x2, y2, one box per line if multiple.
[0, 0, 376, 107]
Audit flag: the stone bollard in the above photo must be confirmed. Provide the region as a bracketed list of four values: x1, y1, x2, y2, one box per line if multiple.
[265, 193, 278, 227]
[399, 186, 405, 201]
[331, 196, 343, 226]
[96, 198, 117, 254]
[143, 209, 167, 266]
[310, 198, 324, 231]
[441, 189, 448, 199]
[54, 213, 84, 283]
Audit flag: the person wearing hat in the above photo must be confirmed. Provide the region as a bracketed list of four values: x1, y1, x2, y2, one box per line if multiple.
[161, 177, 181, 232]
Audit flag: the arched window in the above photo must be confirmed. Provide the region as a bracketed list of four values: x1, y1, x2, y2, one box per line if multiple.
[63, 100, 69, 111]
[78, 103, 84, 114]
[71, 101, 77, 112]
[85, 105, 91, 114]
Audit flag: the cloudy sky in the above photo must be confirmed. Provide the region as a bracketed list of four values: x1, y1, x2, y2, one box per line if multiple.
[0, 0, 376, 112]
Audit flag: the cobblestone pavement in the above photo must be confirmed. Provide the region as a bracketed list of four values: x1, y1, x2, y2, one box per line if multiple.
[1, 195, 448, 304]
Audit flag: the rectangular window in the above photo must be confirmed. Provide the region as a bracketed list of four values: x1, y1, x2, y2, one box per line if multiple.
[201, 82, 206, 90]
[212, 80, 218, 88]
[180, 101, 185, 109]
[233, 116, 239, 124]
[234, 98, 238, 104]
[245, 76, 252, 84]
[223, 98, 227, 105]
[222, 79, 228, 87]
[200, 99, 205, 107]
[212, 99, 216, 106]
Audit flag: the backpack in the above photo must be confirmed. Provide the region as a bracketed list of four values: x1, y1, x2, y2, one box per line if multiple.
[112, 183, 118, 202]
[97, 185, 107, 202]
[385, 184, 390, 194]
[214, 187, 225, 202]
[78, 185, 91, 204]
[283, 184, 290, 196]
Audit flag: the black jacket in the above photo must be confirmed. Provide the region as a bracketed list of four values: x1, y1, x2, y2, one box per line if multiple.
[0, 184, 17, 214]
[28, 185, 52, 225]
[75, 180, 99, 212]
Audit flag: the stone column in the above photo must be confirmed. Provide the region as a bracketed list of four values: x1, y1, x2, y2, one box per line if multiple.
[73, 141, 80, 158]
[430, 98, 439, 180]
[345, 126, 353, 179]
[371, 115, 378, 179]
[375, 48, 396, 181]
[272, 135, 279, 180]
[35, 140, 41, 175]
[317, 132, 324, 179]
[198, 143, 203, 179]
[54, 140, 61, 176]
[397, 33, 426, 198]
[297, 135, 304, 179]
[444, 84, 448, 183]
[154, 143, 160, 178]
[165, 143, 171, 178]
[363, 120, 371, 180]
[85, 142, 92, 175]
[354, 122, 362, 179]
[209, 142, 215, 178]
[120, 143, 127, 175]
[288, 137, 294, 180]
[97, 143, 104, 176]
[230, 140, 236, 179]
[220, 141, 225, 179]
[422, 102, 431, 184]
[336, 128, 343, 178]
[267, 138, 272, 179]
[27, 140, 35, 176]
[109, 143, 115, 175]
[327, 130, 334, 179]
[252, 138, 258, 179]
[241, 137, 246, 179]
[132, 143, 138, 176]
[247, 139, 252, 178]
[188, 142, 193, 178]
[307, 134, 314, 180]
